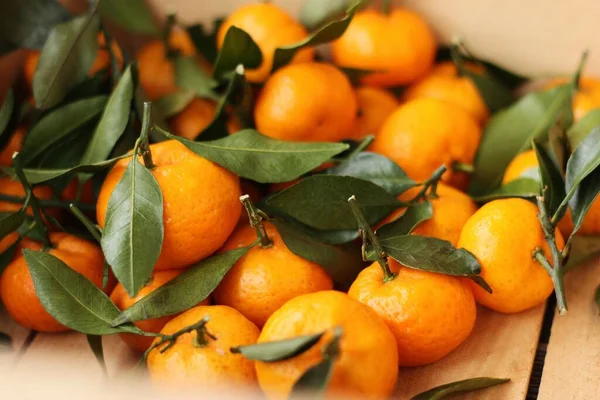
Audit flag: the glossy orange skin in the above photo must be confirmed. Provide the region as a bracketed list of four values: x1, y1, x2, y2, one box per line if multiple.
[137, 29, 201, 100]
[217, 3, 314, 83]
[0, 126, 25, 167]
[24, 34, 123, 89]
[169, 98, 241, 140]
[147, 305, 259, 389]
[458, 199, 565, 313]
[404, 62, 488, 123]
[348, 259, 476, 366]
[545, 77, 600, 121]
[0, 233, 109, 332]
[381, 183, 478, 246]
[502, 149, 600, 236]
[256, 291, 398, 400]
[255, 62, 357, 142]
[371, 98, 481, 189]
[0, 177, 56, 217]
[111, 270, 211, 352]
[331, 9, 436, 87]
[97, 140, 241, 270]
[352, 86, 399, 139]
[213, 222, 333, 327]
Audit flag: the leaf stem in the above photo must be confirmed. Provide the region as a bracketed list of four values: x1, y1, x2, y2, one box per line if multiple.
[411, 165, 448, 202]
[535, 196, 568, 314]
[453, 162, 475, 174]
[348, 195, 395, 282]
[138, 102, 155, 169]
[240, 194, 272, 248]
[69, 205, 102, 242]
[12, 153, 51, 249]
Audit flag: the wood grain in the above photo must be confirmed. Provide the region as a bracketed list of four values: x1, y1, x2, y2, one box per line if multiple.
[0, 305, 32, 372]
[397, 305, 545, 400]
[538, 258, 600, 400]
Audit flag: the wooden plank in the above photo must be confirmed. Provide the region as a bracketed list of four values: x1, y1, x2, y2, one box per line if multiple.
[397, 305, 545, 400]
[0, 307, 32, 372]
[538, 258, 600, 400]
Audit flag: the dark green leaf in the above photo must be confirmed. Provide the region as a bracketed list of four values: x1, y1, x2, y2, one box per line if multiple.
[567, 108, 600, 149]
[469, 276, 493, 293]
[187, 21, 222, 64]
[290, 358, 335, 398]
[564, 236, 600, 273]
[271, 219, 364, 289]
[0, 212, 26, 240]
[466, 72, 514, 112]
[0, 240, 20, 274]
[469, 85, 572, 195]
[381, 235, 482, 276]
[20, 96, 107, 164]
[299, 0, 350, 30]
[174, 56, 217, 100]
[63, 71, 111, 102]
[98, 0, 159, 36]
[0, 332, 12, 352]
[533, 140, 566, 217]
[231, 331, 324, 362]
[80, 65, 135, 166]
[595, 284, 600, 314]
[471, 178, 540, 203]
[163, 129, 348, 183]
[0, 0, 70, 52]
[213, 26, 262, 80]
[0, 89, 14, 135]
[23, 249, 135, 335]
[101, 157, 164, 297]
[30, 121, 95, 170]
[565, 127, 600, 233]
[33, 14, 101, 109]
[377, 202, 433, 238]
[86, 335, 108, 377]
[111, 247, 250, 325]
[324, 152, 416, 195]
[3, 155, 125, 185]
[266, 175, 400, 230]
[411, 377, 510, 400]
[339, 67, 378, 85]
[155, 90, 195, 118]
[272, 1, 362, 72]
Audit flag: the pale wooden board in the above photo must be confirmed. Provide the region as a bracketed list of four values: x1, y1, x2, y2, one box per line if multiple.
[0, 306, 32, 372]
[397, 305, 546, 400]
[538, 258, 600, 400]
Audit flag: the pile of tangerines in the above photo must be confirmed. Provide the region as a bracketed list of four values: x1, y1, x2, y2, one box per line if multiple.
[1, 1, 600, 399]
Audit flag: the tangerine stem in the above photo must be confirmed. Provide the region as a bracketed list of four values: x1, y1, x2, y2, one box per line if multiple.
[139, 102, 155, 170]
[410, 164, 447, 202]
[348, 195, 396, 282]
[240, 194, 272, 248]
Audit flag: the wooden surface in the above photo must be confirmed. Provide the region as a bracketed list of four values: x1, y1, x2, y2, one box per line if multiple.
[538, 256, 600, 400]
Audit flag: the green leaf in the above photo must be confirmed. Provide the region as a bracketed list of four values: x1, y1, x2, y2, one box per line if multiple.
[564, 127, 600, 233]
[213, 26, 262, 80]
[155, 90, 195, 118]
[86, 334, 108, 377]
[174, 56, 218, 100]
[111, 247, 250, 325]
[33, 14, 101, 109]
[567, 108, 600, 149]
[324, 152, 416, 195]
[411, 377, 510, 400]
[0, 89, 14, 135]
[271, 219, 365, 290]
[381, 235, 482, 276]
[272, 1, 362, 72]
[469, 85, 572, 195]
[564, 236, 600, 272]
[162, 129, 348, 183]
[20, 96, 107, 164]
[0, 212, 26, 240]
[376, 202, 433, 238]
[3, 155, 125, 185]
[0, 0, 70, 53]
[290, 358, 335, 398]
[533, 140, 566, 217]
[299, 0, 350, 30]
[101, 157, 164, 297]
[266, 175, 400, 230]
[0, 240, 20, 274]
[98, 0, 159, 36]
[80, 65, 135, 167]
[339, 67, 378, 85]
[187, 21, 222, 64]
[231, 331, 325, 362]
[471, 178, 540, 203]
[23, 249, 135, 335]
[548, 120, 571, 173]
